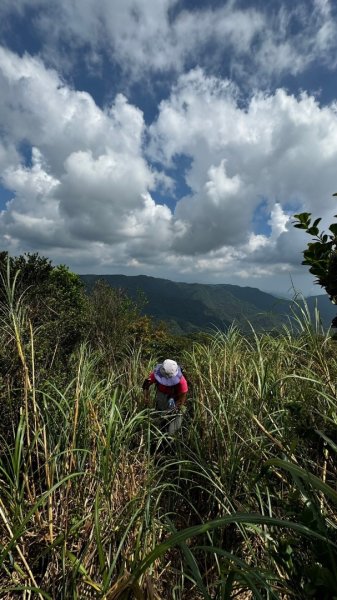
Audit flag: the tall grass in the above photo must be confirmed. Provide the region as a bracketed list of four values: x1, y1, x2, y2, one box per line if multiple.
[1, 282, 337, 598]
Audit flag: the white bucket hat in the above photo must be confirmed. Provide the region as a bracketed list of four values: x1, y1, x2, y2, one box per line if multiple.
[154, 359, 182, 386]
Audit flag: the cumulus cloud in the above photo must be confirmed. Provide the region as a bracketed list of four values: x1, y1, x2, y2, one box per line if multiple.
[0, 47, 150, 175]
[149, 68, 337, 275]
[0, 47, 175, 262]
[1, 45, 337, 294]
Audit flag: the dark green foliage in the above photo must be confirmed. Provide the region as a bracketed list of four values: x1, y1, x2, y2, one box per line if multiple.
[0, 251, 84, 327]
[264, 458, 337, 599]
[40, 264, 87, 357]
[293, 201, 337, 315]
[0, 253, 89, 435]
[0, 251, 53, 295]
[86, 279, 143, 368]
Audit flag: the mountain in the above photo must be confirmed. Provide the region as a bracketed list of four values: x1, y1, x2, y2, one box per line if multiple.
[81, 274, 336, 334]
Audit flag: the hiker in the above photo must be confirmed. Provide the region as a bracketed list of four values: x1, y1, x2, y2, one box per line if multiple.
[142, 359, 188, 434]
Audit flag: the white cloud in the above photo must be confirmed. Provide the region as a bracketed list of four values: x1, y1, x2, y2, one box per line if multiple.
[174, 160, 248, 253]
[0, 47, 172, 260]
[269, 203, 289, 239]
[2, 0, 336, 85]
[245, 0, 337, 82]
[1, 148, 63, 248]
[1, 46, 337, 295]
[0, 45, 149, 161]
[149, 68, 337, 277]
[32, 0, 261, 78]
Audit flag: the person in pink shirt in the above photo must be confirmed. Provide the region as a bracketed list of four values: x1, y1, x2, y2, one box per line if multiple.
[142, 359, 188, 433]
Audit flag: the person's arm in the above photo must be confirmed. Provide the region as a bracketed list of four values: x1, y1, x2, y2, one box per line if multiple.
[175, 375, 188, 410]
[175, 392, 187, 410]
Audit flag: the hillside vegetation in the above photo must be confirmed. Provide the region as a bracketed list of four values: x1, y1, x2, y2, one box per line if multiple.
[1, 254, 337, 599]
[81, 274, 336, 334]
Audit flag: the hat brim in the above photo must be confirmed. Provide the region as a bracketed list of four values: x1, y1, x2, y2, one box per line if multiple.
[154, 364, 182, 386]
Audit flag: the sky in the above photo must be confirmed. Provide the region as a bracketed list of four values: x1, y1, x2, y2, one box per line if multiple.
[0, 0, 337, 296]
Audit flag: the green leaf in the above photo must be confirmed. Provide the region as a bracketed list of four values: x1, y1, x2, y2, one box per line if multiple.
[66, 550, 89, 576]
[294, 223, 309, 229]
[131, 513, 337, 582]
[94, 492, 108, 584]
[329, 223, 337, 236]
[165, 518, 212, 600]
[0, 472, 84, 566]
[265, 459, 337, 504]
[197, 546, 279, 600]
[307, 227, 319, 236]
[66, 552, 102, 592]
[294, 212, 311, 222]
[315, 430, 337, 453]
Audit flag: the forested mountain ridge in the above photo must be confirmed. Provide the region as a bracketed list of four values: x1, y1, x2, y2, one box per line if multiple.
[81, 274, 335, 333]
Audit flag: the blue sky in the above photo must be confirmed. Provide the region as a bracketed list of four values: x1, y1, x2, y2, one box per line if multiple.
[0, 0, 337, 295]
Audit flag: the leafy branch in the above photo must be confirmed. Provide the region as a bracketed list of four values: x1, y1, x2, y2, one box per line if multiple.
[293, 196, 337, 315]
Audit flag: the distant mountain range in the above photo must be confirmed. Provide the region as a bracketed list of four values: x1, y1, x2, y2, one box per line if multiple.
[81, 274, 337, 334]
